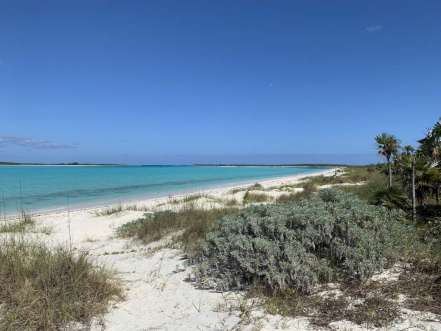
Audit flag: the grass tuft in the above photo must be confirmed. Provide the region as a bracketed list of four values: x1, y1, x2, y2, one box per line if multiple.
[117, 207, 238, 253]
[243, 191, 270, 204]
[275, 182, 317, 203]
[0, 211, 35, 233]
[94, 204, 124, 216]
[0, 237, 123, 330]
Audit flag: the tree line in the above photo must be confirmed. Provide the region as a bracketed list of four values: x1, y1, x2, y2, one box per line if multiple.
[375, 117, 441, 221]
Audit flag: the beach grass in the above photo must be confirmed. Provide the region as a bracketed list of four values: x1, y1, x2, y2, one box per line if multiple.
[243, 191, 271, 204]
[94, 204, 124, 216]
[117, 206, 238, 253]
[0, 211, 34, 233]
[0, 237, 123, 330]
[275, 182, 318, 203]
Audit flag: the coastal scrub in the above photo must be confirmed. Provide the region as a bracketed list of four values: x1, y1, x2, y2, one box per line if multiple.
[193, 189, 407, 293]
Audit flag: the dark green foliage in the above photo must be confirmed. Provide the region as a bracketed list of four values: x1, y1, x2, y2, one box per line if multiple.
[370, 186, 410, 210]
[342, 172, 388, 201]
[194, 189, 406, 293]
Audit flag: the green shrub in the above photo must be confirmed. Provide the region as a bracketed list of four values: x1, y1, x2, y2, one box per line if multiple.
[370, 187, 410, 210]
[193, 189, 406, 293]
[342, 172, 388, 201]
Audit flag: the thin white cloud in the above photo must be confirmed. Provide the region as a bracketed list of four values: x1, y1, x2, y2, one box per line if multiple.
[365, 25, 383, 33]
[0, 136, 76, 150]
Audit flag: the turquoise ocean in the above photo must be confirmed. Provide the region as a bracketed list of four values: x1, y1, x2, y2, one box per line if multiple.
[0, 165, 326, 216]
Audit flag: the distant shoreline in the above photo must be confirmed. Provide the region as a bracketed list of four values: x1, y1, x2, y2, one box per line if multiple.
[0, 162, 123, 166]
[193, 163, 365, 167]
[2, 167, 338, 219]
[1, 162, 365, 167]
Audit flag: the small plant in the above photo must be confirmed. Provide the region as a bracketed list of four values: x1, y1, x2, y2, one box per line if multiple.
[0, 211, 35, 233]
[167, 194, 206, 205]
[230, 187, 245, 194]
[248, 183, 263, 190]
[95, 204, 124, 216]
[224, 198, 239, 207]
[0, 237, 122, 330]
[253, 280, 400, 328]
[302, 181, 317, 195]
[243, 191, 270, 204]
[182, 194, 206, 203]
[276, 182, 317, 203]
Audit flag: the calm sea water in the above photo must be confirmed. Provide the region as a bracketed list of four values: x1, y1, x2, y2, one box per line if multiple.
[0, 165, 326, 215]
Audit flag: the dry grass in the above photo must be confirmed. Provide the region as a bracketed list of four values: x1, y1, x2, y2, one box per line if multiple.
[168, 194, 206, 205]
[243, 191, 270, 204]
[0, 237, 123, 330]
[94, 204, 124, 216]
[305, 166, 377, 186]
[256, 258, 441, 328]
[276, 182, 317, 203]
[117, 206, 238, 253]
[257, 279, 401, 329]
[248, 183, 263, 190]
[0, 211, 34, 233]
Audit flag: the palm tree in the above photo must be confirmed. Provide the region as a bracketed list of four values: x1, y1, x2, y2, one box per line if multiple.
[419, 118, 441, 166]
[375, 133, 400, 188]
[400, 145, 417, 220]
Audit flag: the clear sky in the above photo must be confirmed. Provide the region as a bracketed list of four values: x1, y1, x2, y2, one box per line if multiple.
[1, 1, 440, 164]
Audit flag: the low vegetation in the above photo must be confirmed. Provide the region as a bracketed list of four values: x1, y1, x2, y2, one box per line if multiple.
[260, 285, 400, 329]
[114, 117, 441, 328]
[294, 166, 375, 188]
[0, 211, 34, 233]
[168, 193, 207, 205]
[94, 204, 124, 216]
[193, 189, 408, 293]
[117, 206, 238, 253]
[243, 191, 270, 204]
[0, 212, 52, 235]
[0, 237, 122, 330]
[275, 181, 317, 203]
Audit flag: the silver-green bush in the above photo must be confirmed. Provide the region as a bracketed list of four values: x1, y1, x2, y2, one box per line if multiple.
[193, 189, 406, 293]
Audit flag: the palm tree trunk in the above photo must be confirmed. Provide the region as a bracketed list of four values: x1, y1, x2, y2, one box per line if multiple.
[388, 160, 393, 188]
[412, 160, 416, 222]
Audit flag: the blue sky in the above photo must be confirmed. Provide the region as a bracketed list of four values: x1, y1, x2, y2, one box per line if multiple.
[1, 0, 440, 164]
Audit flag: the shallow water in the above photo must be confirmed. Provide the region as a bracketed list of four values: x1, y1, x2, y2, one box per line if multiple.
[0, 165, 326, 215]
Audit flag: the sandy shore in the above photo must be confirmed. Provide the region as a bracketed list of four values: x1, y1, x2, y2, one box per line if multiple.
[7, 167, 338, 220]
[6, 166, 440, 330]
